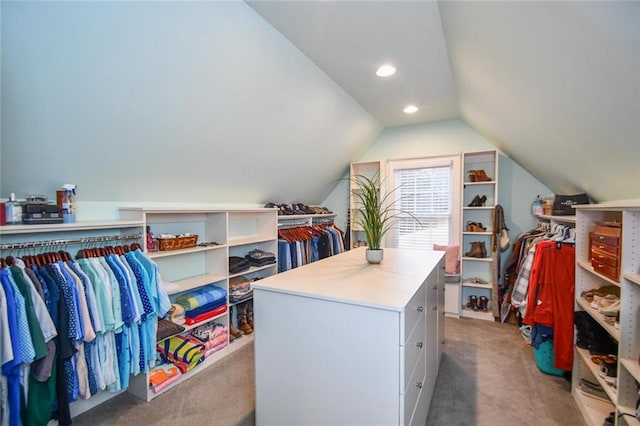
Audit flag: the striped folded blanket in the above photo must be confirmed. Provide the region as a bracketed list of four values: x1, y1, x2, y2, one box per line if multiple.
[157, 335, 205, 372]
[176, 284, 227, 310]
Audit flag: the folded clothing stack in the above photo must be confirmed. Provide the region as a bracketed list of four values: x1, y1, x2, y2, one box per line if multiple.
[229, 256, 251, 274]
[157, 335, 205, 373]
[245, 249, 276, 267]
[188, 322, 228, 356]
[167, 303, 185, 325]
[175, 284, 227, 325]
[229, 275, 254, 303]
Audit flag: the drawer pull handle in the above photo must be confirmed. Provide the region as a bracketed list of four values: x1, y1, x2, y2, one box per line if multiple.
[416, 342, 423, 348]
[598, 236, 605, 240]
[416, 382, 423, 389]
[432, 305, 438, 311]
[416, 306, 424, 312]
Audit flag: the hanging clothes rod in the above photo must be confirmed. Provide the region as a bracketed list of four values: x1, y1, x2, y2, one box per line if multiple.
[0, 232, 142, 251]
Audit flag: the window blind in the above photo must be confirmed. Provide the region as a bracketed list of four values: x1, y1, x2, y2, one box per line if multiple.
[394, 165, 452, 249]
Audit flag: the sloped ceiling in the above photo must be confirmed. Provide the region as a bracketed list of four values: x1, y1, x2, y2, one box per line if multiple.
[248, 1, 640, 202]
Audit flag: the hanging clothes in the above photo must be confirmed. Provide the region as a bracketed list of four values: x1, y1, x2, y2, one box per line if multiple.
[0, 244, 171, 426]
[277, 223, 345, 272]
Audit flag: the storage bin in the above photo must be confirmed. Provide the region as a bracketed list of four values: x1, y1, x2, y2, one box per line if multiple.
[533, 339, 565, 376]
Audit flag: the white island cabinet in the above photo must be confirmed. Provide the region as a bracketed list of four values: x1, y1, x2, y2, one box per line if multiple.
[253, 247, 445, 426]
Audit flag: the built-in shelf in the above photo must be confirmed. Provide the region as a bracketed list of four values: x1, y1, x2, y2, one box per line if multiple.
[624, 273, 640, 287]
[578, 260, 622, 287]
[148, 244, 226, 259]
[620, 358, 640, 383]
[576, 347, 617, 404]
[461, 256, 493, 262]
[461, 282, 493, 289]
[166, 274, 227, 296]
[536, 214, 577, 224]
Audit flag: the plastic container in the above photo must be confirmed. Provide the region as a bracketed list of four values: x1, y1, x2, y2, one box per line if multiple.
[5, 193, 23, 224]
[61, 184, 77, 223]
[533, 339, 565, 376]
[532, 195, 543, 216]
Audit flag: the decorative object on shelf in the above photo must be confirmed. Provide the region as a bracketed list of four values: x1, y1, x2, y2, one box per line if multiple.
[552, 193, 589, 215]
[349, 172, 419, 264]
[157, 233, 198, 251]
[464, 241, 487, 258]
[468, 169, 492, 182]
[468, 195, 487, 207]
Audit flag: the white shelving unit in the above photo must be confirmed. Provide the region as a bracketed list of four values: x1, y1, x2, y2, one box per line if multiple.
[0, 219, 145, 418]
[573, 202, 640, 426]
[119, 206, 278, 401]
[459, 150, 498, 321]
[349, 160, 385, 250]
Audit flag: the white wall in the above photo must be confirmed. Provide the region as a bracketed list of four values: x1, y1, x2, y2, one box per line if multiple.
[1, 1, 381, 207]
[323, 119, 553, 246]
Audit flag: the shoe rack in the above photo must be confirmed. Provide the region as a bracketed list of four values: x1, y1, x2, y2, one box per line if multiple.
[572, 202, 640, 426]
[459, 150, 498, 321]
[119, 206, 278, 401]
[349, 160, 386, 249]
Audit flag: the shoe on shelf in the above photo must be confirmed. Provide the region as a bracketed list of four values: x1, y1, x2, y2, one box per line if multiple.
[478, 296, 489, 311]
[465, 241, 487, 258]
[467, 195, 487, 207]
[599, 358, 618, 385]
[466, 221, 487, 232]
[466, 295, 479, 311]
[468, 170, 493, 182]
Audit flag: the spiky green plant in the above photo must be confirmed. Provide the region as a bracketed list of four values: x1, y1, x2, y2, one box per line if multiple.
[351, 172, 416, 250]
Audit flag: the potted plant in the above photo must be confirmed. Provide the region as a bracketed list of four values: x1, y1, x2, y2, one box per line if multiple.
[350, 173, 415, 264]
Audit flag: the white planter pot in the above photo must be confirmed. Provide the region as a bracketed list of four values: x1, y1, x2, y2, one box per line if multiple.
[366, 249, 384, 264]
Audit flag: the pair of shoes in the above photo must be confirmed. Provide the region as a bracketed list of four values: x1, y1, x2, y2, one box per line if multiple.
[465, 241, 487, 258]
[468, 195, 487, 207]
[466, 221, 487, 232]
[592, 294, 620, 311]
[468, 170, 492, 182]
[591, 354, 616, 365]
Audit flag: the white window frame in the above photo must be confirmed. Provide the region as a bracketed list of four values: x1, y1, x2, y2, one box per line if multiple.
[386, 155, 461, 249]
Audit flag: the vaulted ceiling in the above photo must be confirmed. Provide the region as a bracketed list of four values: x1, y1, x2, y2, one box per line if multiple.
[248, 1, 640, 202]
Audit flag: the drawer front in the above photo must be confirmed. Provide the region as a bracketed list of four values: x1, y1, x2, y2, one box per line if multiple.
[591, 259, 620, 282]
[594, 224, 622, 238]
[402, 350, 426, 425]
[591, 232, 619, 247]
[591, 240, 620, 256]
[590, 248, 619, 268]
[404, 284, 426, 344]
[402, 317, 426, 393]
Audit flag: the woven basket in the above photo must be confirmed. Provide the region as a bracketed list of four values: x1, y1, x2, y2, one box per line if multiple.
[158, 235, 198, 251]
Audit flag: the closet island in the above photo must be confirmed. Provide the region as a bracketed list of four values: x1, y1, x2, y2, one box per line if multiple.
[253, 247, 445, 425]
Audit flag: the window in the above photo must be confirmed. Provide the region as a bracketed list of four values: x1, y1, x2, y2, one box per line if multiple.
[387, 156, 461, 249]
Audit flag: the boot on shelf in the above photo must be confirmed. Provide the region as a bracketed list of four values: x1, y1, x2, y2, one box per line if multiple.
[467, 195, 487, 207]
[237, 302, 253, 335]
[465, 241, 487, 258]
[478, 296, 489, 311]
[466, 295, 479, 311]
[229, 305, 244, 341]
[470, 169, 492, 182]
[247, 300, 254, 329]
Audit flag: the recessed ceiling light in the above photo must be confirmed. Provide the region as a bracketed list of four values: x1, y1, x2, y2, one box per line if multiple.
[403, 105, 418, 114]
[376, 64, 396, 77]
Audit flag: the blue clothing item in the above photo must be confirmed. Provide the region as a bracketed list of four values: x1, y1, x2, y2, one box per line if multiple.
[84, 341, 98, 396]
[115, 327, 130, 389]
[277, 240, 292, 272]
[37, 265, 60, 330]
[48, 263, 79, 342]
[1, 268, 23, 426]
[530, 324, 554, 349]
[105, 255, 135, 326]
[68, 262, 98, 332]
[311, 237, 320, 263]
[132, 250, 171, 317]
[184, 299, 227, 318]
[289, 243, 298, 269]
[175, 284, 227, 311]
[57, 261, 85, 342]
[6, 271, 36, 364]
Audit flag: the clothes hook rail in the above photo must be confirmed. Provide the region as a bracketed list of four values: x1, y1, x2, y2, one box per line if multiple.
[0, 232, 142, 251]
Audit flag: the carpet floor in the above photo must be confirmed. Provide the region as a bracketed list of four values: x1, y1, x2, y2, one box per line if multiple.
[73, 317, 585, 426]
